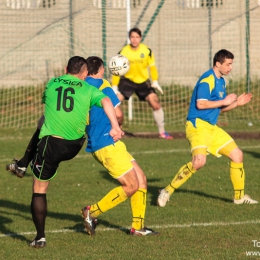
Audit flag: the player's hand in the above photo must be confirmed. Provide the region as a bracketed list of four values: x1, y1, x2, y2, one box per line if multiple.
[223, 93, 237, 106]
[109, 127, 124, 141]
[151, 81, 163, 95]
[237, 92, 252, 106]
[112, 86, 121, 95]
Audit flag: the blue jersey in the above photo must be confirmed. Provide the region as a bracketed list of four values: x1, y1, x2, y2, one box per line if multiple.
[85, 77, 121, 152]
[187, 68, 226, 127]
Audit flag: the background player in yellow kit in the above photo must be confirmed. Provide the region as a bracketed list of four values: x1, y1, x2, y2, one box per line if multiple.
[111, 27, 173, 139]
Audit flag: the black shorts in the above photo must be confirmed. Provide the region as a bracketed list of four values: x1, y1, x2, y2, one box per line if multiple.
[31, 135, 85, 181]
[118, 77, 156, 101]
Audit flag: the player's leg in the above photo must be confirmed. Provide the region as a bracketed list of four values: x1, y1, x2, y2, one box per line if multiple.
[82, 168, 137, 236]
[30, 178, 49, 248]
[6, 115, 44, 178]
[30, 136, 84, 247]
[157, 120, 209, 207]
[129, 160, 159, 236]
[29, 135, 52, 248]
[82, 141, 158, 236]
[157, 153, 206, 207]
[116, 77, 135, 102]
[81, 141, 137, 235]
[139, 80, 172, 139]
[218, 140, 258, 204]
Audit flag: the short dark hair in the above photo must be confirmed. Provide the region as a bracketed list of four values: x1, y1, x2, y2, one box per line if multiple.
[129, 27, 142, 38]
[86, 56, 104, 75]
[67, 56, 87, 74]
[213, 49, 234, 66]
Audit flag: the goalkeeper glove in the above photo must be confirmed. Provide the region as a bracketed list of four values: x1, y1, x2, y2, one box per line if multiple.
[151, 81, 163, 95]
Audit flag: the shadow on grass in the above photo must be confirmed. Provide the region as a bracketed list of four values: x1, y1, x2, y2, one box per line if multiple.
[243, 150, 260, 159]
[148, 186, 232, 206]
[0, 199, 128, 243]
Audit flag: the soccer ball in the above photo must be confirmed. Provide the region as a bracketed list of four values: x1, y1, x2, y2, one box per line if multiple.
[108, 54, 130, 76]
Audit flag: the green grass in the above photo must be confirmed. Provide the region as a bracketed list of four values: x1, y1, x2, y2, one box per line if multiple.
[1, 128, 260, 259]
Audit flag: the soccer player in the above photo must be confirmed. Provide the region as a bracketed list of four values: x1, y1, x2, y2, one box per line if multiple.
[111, 27, 173, 140]
[27, 56, 123, 248]
[81, 56, 158, 236]
[157, 49, 258, 207]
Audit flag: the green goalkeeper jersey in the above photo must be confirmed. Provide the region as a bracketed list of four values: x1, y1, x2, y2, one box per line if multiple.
[40, 74, 107, 140]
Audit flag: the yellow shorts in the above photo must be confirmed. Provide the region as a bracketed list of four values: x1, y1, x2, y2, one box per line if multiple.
[186, 118, 235, 157]
[92, 140, 134, 179]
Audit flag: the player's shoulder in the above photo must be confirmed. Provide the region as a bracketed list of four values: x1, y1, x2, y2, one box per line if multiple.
[99, 79, 112, 91]
[200, 68, 214, 80]
[139, 43, 153, 57]
[139, 42, 150, 49]
[120, 44, 129, 52]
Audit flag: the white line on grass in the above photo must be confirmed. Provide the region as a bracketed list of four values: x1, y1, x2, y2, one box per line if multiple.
[2, 145, 260, 163]
[1, 219, 260, 238]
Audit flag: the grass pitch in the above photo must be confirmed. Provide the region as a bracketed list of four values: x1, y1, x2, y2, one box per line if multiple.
[0, 128, 260, 260]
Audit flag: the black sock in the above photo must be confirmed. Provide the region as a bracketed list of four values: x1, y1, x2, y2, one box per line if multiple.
[31, 193, 47, 239]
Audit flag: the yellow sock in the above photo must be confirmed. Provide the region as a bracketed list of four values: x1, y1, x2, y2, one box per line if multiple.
[131, 188, 147, 230]
[90, 186, 128, 218]
[230, 161, 245, 200]
[165, 162, 196, 195]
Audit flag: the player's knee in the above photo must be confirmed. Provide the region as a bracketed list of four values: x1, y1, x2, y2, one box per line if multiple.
[229, 148, 243, 162]
[139, 172, 147, 188]
[153, 104, 161, 111]
[126, 181, 139, 196]
[192, 157, 206, 170]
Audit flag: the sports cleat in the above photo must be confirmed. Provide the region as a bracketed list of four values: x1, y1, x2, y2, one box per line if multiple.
[130, 227, 159, 236]
[29, 237, 46, 248]
[233, 194, 258, 205]
[159, 132, 173, 140]
[81, 206, 97, 236]
[6, 159, 26, 178]
[157, 189, 170, 207]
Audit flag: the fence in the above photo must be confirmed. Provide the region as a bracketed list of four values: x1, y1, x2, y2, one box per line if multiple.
[0, 0, 260, 130]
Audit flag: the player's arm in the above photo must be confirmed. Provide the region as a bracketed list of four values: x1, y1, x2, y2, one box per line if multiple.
[150, 65, 158, 81]
[115, 105, 124, 128]
[111, 75, 121, 94]
[101, 97, 124, 140]
[149, 51, 163, 94]
[150, 65, 163, 94]
[111, 50, 123, 93]
[197, 93, 237, 110]
[196, 82, 237, 110]
[221, 93, 252, 113]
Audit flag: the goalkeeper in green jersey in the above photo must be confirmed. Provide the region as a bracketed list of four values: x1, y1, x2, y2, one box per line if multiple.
[111, 27, 173, 140]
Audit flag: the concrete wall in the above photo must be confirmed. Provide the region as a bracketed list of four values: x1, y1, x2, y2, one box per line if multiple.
[0, 0, 259, 87]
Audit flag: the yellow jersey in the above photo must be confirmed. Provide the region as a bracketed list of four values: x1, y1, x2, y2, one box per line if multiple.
[111, 43, 158, 85]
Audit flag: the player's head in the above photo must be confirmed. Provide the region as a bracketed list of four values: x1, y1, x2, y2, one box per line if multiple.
[213, 49, 234, 76]
[67, 56, 88, 80]
[86, 56, 104, 76]
[213, 49, 234, 66]
[129, 28, 142, 48]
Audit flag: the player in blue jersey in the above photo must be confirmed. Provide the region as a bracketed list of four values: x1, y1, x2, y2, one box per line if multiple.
[6, 56, 158, 237]
[81, 56, 158, 236]
[157, 49, 258, 207]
